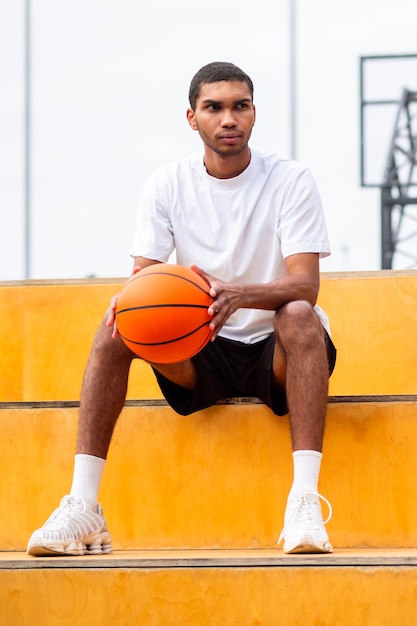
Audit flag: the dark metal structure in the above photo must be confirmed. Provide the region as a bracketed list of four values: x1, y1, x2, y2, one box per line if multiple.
[360, 54, 417, 269]
[380, 88, 417, 269]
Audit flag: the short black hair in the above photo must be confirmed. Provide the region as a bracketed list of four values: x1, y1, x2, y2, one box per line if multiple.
[188, 61, 254, 110]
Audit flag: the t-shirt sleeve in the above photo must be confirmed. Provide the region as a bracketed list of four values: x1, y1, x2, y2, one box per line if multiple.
[278, 167, 330, 259]
[130, 169, 175, 262]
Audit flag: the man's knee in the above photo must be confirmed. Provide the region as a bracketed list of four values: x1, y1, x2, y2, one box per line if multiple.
[92, 314, 136, 362]
[273, 300, 322, 345]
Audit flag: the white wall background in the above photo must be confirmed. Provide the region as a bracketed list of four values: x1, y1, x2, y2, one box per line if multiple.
[1, 0, 417, 280]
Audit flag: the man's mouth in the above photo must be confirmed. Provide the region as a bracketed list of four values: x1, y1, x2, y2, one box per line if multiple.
[220, 134, 241, 144]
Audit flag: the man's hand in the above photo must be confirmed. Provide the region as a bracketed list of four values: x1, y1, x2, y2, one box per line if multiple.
[190, 263, 244, 340]
[106, 294, 121, 338]
[106, 266, 142, 339]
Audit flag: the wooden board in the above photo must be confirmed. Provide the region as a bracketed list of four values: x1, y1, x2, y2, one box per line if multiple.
[1, 555, 417, 626]
[3, 547, 417, 569]
[2, 271, 417, 401]
[2, 400, 417, 551]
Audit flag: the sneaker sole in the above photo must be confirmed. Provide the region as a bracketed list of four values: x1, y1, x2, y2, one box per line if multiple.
[284, 540, 333, 554]
[27, 531, 112, 557]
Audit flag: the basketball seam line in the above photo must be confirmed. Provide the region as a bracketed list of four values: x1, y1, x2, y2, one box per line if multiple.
[116, 303, 210, 314]
[129, 271, 211, 296]
[119, 320, 212, 346]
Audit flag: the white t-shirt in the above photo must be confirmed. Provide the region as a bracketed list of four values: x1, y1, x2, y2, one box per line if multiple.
[131, 149, 331, 342]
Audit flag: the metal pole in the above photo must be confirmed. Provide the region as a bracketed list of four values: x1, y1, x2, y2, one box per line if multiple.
[24, 0, 31, 279]
[359, 57, 365, 187]
[289, 0, 297, 160]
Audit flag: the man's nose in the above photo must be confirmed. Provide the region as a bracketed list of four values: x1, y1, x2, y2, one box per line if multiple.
[220, 109, 237, 126]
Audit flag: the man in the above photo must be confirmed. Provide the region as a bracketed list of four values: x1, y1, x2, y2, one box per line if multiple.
[28, 61, 336, 556]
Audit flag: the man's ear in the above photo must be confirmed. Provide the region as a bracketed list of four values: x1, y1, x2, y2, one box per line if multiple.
[186, 108, 198, 130]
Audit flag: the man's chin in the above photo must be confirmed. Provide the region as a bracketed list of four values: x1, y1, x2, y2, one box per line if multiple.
[214, 145, 247, 159]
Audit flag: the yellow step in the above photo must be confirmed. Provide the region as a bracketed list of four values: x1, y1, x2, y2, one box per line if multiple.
[1, 549, 417, 626]
[1, 399, 416, 551]
[1, 270, 417, 401]
[318, 270, 417, 395]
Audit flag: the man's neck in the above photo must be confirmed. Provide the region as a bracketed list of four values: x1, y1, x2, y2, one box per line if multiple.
[203, 148, 251, 179]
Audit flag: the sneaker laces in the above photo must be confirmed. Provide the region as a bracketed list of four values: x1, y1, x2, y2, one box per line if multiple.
[279, 491, 332, 545]
[45, 495, 88, 530]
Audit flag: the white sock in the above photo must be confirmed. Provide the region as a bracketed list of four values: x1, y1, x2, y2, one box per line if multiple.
[70, 454, 106, 508]
[289, 450, 322, 498]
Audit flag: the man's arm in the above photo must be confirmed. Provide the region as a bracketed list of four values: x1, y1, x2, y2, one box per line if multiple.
[192, 252, 321, 338]
[132, 256, 162, 272]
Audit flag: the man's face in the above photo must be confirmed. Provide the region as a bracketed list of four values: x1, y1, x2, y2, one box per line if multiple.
[187, 80, 256, 159]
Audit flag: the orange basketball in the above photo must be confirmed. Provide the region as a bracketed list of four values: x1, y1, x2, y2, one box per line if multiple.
[115, 264, 214, 363]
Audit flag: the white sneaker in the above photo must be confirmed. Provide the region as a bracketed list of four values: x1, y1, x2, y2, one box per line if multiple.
[279, 490, 333, 554]
[27, 495, 112, 556]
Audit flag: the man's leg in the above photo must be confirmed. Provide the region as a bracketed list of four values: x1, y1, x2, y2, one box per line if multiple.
[76, 318, 136, 459]
[27, 315, 197, 557]
[65, 317, 138, 519]
[27, 317, 135, 556]
[272, 300, 333, 554]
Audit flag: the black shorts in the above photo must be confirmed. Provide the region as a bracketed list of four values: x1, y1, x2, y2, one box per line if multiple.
[153, 330, 337, 417]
